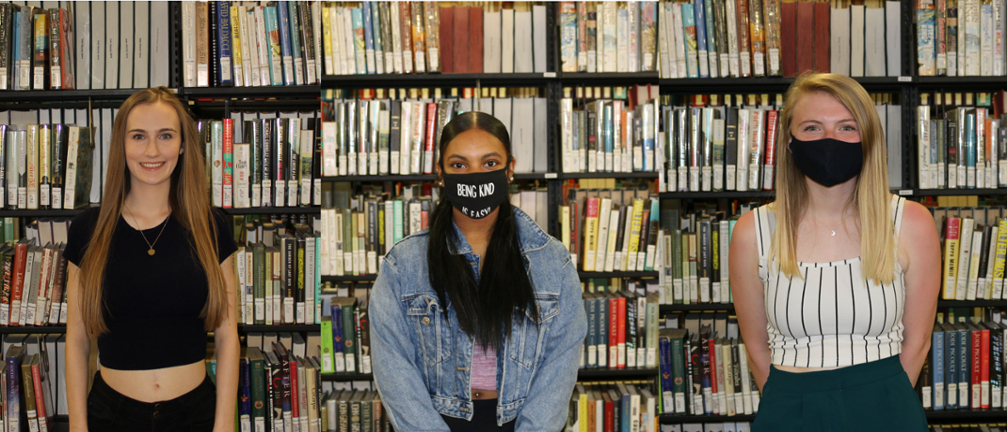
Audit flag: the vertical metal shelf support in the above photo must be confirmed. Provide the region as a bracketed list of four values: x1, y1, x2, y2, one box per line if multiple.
[169, 1, 182, 89]
[546, 2, 563, 239]
[901, 0, 917, 190]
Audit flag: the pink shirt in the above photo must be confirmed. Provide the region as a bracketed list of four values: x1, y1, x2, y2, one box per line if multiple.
[471, 342, 497, 390]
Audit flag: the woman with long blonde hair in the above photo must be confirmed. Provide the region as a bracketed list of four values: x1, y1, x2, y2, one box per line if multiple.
[64, 87, 238, 432]
[729, 73, 940, 431]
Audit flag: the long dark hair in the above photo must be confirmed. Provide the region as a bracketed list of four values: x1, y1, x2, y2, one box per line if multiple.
[428, 112, 539, 350]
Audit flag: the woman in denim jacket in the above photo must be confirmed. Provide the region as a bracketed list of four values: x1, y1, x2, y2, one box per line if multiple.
[371, 112, 588, 432]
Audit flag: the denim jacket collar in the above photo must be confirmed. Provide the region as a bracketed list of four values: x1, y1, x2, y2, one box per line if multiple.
[447, 206, 550, 255]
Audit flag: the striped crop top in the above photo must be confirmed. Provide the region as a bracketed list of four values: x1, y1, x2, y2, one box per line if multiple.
[755, 195, 907, 368]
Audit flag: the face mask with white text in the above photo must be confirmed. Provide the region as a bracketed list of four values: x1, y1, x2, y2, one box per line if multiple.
[442, 169, 510, 219]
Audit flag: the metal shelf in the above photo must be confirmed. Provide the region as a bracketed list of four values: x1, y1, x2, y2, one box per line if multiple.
[558, 72, 660, 85]
[220, 207, 320, 215]
[658, 76, 909, 93]
[937, 300, 1007, 308]
[239, 324, 319, 333]
[916, 76, 1007, 91]
[660, 414, 755, 424]
[321, 372, 374, 381]
[323, 175, 436, 183]
[321, 369, 659, 382]
[660, 304, 736, 313]
[322, 73, 556, 88]
[577, 368, 659, 379]
[658, 191, 775, 199]
[323, 275, 377, 283]
[560, 172, 660, 179]
[579, 271, 659, 279]
[925, 409, 1007, 421]
[0, 325, 66, 334]
[0, 89, 158, 102]
[0, 208, 86, 218]
[181, 86, 319, 99]
[916, 188, 1007, 196]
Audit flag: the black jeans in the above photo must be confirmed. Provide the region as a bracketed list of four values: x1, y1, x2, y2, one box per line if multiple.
[87, 370, 217, 432]
[440, 399, 516, 432]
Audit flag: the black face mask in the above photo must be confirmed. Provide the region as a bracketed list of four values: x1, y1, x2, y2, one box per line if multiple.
[789, 137, 864, 187]
[442, 169, 510, 219]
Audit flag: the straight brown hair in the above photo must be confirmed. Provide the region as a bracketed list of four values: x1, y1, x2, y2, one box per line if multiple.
[78, 87, 228, 337]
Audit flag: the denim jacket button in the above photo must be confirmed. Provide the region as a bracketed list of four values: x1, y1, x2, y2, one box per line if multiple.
[422, 317, 431, 325]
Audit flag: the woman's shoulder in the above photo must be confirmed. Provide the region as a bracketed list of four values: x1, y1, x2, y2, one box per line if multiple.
[68, 206, 103, 237]
[382, 229, 430, 270]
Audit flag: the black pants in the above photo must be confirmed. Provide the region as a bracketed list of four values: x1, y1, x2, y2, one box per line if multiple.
[87, 370, 217, 432]
[441, 399, 516, 432]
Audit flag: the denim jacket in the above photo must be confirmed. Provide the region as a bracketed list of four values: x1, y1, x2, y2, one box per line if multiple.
[370, 207, 588, 432]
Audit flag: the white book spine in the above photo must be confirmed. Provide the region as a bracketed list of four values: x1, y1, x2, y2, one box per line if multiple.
[235, 144, 250, 208]
[982, 2, 995, 75]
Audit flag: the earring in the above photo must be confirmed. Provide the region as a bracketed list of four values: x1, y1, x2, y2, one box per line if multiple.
[509, 176, 514, 182]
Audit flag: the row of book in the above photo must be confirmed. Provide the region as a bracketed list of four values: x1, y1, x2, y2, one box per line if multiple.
[581, 290, 661, 370]
[657, 424, 753, 432]
[232, 214, 323, 326]
[236, 341, 360, 432]
[559, 97, 663, 174]
[916, 0, 1007, 77]
[929, 426, 1007, 432]
[181, 1, 322, 88]
[658, 94, 903, 193]
[558, 2, 660, 74]
[1, 334, 65, 432]
[318, 182, 552, 278]
[567, 382, 663, 432]
[0, 1, 172, 91]
[0, 124, 92, 211]
[658, 320, 761, 417]
[319, 295, 370, 375]
[321, 1, 554, 75]
[935, 207, 1007, 300]
[561, 192, 663, 273]
[917, 93, 1007, 190]
[200, 115, 322, 210]
[658, 0, 901, 79]
[921, 307, 1007, 411]
[320, 89, 549, 176]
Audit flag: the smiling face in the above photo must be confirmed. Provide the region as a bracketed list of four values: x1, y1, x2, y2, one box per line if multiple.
[789, 91, 861, 144]
[124, 102, 183, 190]
[439, 128, 515, 178]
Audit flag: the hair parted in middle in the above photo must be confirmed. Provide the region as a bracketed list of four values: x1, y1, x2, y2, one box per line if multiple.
[427, 111, 539, 350]
[770, 72, 896, 285]
[77, 86, 229, 338]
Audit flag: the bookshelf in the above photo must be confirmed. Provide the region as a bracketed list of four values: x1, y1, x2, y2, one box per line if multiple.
[0, 2, 331, 427]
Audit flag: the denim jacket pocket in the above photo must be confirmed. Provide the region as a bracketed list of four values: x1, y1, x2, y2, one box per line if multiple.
[404, 293, 453, 367]
[508, 294, 560, 369]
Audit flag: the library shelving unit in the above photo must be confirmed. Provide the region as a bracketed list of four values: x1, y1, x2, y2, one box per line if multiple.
[319, 2, 673, 388]
[0, 3, 325, 427]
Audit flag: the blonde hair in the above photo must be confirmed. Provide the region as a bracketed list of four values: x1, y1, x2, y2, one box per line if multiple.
[78, 87, 228, 337]
[770, 73, 896, 284]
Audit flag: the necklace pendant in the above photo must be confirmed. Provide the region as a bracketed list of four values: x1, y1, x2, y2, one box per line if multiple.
[148, 248, 155, 256]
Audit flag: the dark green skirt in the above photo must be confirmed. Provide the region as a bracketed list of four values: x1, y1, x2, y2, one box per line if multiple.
[753, 355, 928, 432]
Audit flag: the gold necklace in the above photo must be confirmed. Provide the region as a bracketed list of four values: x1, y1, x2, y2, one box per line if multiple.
[123, 203, 169, 256]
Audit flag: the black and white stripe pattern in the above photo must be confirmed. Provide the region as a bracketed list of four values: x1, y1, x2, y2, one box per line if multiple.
[756, 196, 907, 368]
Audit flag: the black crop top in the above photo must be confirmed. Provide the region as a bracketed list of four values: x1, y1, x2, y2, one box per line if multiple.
[63, 207, 237, 371]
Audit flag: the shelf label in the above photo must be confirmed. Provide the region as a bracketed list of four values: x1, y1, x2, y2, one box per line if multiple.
[898, 76, 912, 82]
[544, 72, 557, 78]
[899, 189, 913, 196]
[545, 172, 558, 179]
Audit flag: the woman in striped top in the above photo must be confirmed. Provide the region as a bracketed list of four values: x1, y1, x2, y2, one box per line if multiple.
[729, 73, 941, 431]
